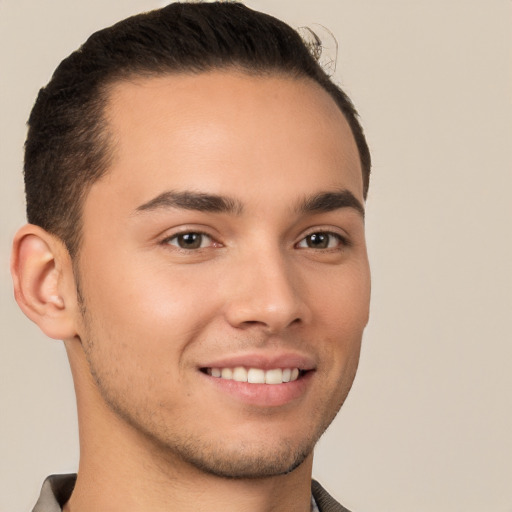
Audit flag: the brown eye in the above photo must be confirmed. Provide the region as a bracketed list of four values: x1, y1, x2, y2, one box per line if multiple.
[306, 233, 328, 248]
[297, 232, 344, 249]
[166, 232, 211, 249]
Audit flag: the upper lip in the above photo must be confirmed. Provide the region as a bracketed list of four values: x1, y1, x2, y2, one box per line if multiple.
[198, 351, 316, 371]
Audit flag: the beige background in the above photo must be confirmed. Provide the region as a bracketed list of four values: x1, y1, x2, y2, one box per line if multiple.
[1, 1, 511, 511]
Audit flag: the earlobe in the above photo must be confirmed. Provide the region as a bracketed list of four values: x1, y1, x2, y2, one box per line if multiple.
[11, 224, 78, 340]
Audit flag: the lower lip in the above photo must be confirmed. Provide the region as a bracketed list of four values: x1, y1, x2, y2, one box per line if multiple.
[201, 370, 314, 407]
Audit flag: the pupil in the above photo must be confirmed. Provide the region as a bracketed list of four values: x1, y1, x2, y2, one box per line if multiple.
[179, 233, 201, 249]
[308, 233, 328, 248]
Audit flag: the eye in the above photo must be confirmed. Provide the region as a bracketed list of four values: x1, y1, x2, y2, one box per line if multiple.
[296, 232, 346, 249]
[164, 232, 214, 250]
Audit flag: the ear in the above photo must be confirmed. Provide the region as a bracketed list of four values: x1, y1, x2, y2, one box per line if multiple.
[11, 224, 79, 340]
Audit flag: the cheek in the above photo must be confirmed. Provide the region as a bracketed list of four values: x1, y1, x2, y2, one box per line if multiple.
[89, 246, 216, 312]
[308, 262, 370, 373]
[77, 251, 223, 365]
[310, 261, 371, 330]
[76, 263, 218, 412]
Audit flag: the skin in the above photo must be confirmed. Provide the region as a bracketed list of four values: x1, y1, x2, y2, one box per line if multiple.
[13, 71, 370, 512]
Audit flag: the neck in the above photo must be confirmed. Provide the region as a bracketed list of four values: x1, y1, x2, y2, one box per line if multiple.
[65, 341, 314, 512]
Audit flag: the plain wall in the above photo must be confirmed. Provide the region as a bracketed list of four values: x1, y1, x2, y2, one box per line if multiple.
[1, 1, 511, 511]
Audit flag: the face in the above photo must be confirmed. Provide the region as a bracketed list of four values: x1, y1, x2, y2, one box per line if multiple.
[74, 71, 370, 478]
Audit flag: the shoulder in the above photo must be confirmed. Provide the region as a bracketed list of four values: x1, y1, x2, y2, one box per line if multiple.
[311, 480, 353, 512]
[32, 474, 76, 512]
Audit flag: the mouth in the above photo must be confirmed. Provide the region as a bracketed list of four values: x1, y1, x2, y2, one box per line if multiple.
[201, 366, 308, 384]
[198, 353, 316, 406]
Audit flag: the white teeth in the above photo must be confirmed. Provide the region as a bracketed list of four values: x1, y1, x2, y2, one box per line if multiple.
[265, 368, 283, 384]
[221, 368, 233, 379]
[247, 368, 265, 384]
[208, 367, 302, 384]
[232, 366, 248, 382]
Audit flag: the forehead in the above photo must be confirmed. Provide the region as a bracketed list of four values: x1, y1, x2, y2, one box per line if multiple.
[92, 71, 363, 212]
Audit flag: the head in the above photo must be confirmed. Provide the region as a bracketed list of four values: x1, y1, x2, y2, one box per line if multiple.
[14, 2, 372, 481]
[24, 1, 370, 259]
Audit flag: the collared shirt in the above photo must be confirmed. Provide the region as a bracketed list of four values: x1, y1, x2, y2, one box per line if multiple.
[32, 474, 336, 512]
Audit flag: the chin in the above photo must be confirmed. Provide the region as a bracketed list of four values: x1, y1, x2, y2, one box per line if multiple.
[169, 437, 315, 480]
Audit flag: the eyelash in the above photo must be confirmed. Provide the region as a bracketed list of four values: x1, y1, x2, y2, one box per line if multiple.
[161, 229, 349, 252]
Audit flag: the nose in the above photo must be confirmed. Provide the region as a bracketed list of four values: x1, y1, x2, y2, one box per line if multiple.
[223, 247, 311, 334]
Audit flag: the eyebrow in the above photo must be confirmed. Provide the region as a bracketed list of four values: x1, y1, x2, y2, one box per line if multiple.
[296, 190, 365, 218]
[135, 190, 243, 215]
[134, 188, 364, 218]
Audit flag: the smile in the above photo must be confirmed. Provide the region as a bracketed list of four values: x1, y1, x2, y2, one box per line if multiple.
[204, 367, 303, 384]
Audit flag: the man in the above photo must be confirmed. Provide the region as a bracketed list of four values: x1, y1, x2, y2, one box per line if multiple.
[11, 2, 371, 511]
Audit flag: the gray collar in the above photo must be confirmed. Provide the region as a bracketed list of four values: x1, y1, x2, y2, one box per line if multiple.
[32, 474, 350, 512]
